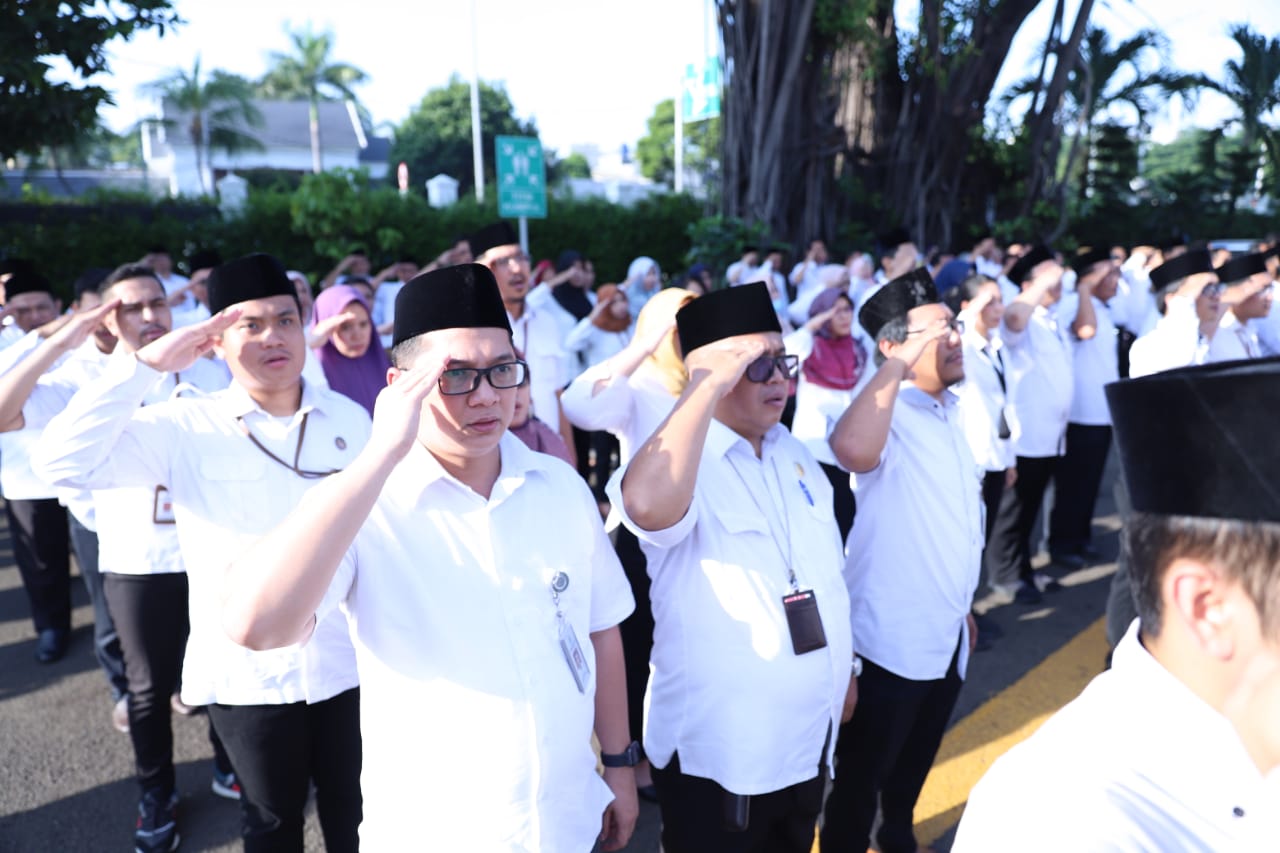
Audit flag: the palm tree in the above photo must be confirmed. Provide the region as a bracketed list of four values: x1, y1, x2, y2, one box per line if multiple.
[1194, 24, 1280, 207]
[143, 57, 262, 194]
[258, 26, 369, 174]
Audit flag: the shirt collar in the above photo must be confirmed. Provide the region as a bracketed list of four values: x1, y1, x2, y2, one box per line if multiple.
[900, 381, 958, 412]
[396, 431, 554, 502]
[217, 377, 318, 422]
[705, 417, 785, 461]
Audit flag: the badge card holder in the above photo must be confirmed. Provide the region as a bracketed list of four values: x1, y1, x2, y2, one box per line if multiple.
[782, 589, 828, 655]
[152, 485, 176, 525]
[550, 571, 591, 693]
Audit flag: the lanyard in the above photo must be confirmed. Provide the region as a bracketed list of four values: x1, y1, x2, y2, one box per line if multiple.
[979, 344, 1006, 393]
[235, 412, 340, 480]
[726, 449, 801, 591]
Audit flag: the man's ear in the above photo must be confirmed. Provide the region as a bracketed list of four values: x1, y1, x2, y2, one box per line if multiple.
[211, 336, 226, 360]
[878, 337, 897, 362]
[1166, 557, 1237, 660]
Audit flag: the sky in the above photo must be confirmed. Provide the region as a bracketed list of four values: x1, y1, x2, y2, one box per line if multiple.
[81, 0, 1280, 156]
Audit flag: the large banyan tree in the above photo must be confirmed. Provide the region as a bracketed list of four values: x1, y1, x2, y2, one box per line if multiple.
[717, 0, 1088, 249]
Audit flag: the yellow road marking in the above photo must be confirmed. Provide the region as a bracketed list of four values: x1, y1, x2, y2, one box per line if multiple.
[811, 616, 1108, 852]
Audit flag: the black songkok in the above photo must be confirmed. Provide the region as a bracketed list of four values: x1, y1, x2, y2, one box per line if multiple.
[393, 263, 512, 347]
[858, 268, 939, 339]
[1215, 252, 1270, 286]
[1148, 248, 1214, 292]
[188, 250, 223, 275]
[1071, 246, 1114, 275]
[207, 253, 296, 315]
[4, 270, 53, 298]
[1106, 357, 1280, 522]
[469, 222, 519, 259]
[1007, 245, 1056, 286]
[675, 281, 781, 356]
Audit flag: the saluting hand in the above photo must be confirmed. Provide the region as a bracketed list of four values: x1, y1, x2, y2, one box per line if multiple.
[368, 354, 449, 462]
[310, 310, 357, 343]
[684, 333, 771, 395]
[136, 308, 241, 375]
[889, 321, 951, 371]
[44, 299, 120, 348]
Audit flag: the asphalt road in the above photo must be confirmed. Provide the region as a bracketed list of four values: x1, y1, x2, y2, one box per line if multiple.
[0, 460, 1120, 853]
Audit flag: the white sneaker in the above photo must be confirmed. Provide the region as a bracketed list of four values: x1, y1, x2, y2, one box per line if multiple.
[113, 696, 130, 734]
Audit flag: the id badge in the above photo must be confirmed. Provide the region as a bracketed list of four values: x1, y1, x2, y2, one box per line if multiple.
[782, 589, 828, 655]
[996, 408, 1012, 440]
[558, 615, 591, 693]
[152, 485, 176, 525]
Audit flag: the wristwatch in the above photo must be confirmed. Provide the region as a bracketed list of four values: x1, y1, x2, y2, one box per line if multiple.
[601, 741, 642, 768]
[852, 654, 864, 678]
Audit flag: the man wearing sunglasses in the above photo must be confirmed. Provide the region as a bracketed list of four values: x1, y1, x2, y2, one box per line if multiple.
[35, 253, 371, 853]
[220, 263, 638, 852]
[608, 281, 854, 852]
[821, 268, 982, 853]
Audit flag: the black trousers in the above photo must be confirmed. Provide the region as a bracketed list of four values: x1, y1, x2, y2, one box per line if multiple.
[820, 642, 964, 853]
[68, 515, 128, 700]
[6, 498, 71, 634]
[820, 462, 857, 543]
[208, 688, 362, 853]
[978, 469, 1007, 592]
[1048, 423, 1112, 556]
[651, 751, 826, 853]
[104, 572, 189, 796]
[984, 455, 1060, 589]
[614, 526, 652, 747]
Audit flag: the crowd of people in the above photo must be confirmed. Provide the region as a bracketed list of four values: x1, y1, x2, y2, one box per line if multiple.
[0, 223, 1278, 852]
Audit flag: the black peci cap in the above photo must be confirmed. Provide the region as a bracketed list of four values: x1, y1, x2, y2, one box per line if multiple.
[1148, 248, 1214, 292]
[207, 253, 296, 315]
[858, 268, 939, 339]
[675, 281, 781, 356]
[392, 263, 513, 347]
[469, 222, 520, 259]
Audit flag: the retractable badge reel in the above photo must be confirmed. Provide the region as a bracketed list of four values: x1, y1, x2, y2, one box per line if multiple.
[551, 571, 591, 693]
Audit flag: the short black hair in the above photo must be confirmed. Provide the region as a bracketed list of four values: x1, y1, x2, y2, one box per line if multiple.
[872, 315, 909, 366]
[100, 263, 161, 296]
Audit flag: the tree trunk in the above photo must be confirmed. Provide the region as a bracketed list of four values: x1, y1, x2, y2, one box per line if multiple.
[310, 97, 323, 174]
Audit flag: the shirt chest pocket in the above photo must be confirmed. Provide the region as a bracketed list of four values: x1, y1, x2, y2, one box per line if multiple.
[197, 455, 277, 532]
[713, 510, 772, 538]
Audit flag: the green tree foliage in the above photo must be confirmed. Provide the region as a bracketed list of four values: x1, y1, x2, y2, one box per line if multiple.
[143, 57, 262, 193]
[635, 99, 720, 187]
[390, 76, 537, 197]
[0, 0, 180, 159]
[258, 25, 369, 173]
[558, 152, 592, 181]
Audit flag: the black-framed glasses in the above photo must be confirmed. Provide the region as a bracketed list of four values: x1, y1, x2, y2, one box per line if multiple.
[745, 354, 800, 382]
[438, 360, 529, 395]
[906, 317, 965, 336]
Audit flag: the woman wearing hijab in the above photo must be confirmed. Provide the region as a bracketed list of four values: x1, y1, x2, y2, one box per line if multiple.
[561, 286, 696, 802]
[564, 284, 634, 368]
[622, 256, 662, 320]
[309, 284, 390, 416]
[785, 287, 873, 539]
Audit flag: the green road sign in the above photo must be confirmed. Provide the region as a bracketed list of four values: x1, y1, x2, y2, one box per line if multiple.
[682, 59, 721, 123]
[496, 135, 547, 219]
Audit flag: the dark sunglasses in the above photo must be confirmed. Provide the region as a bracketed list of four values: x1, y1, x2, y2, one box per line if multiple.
[745, 354, 800, 382]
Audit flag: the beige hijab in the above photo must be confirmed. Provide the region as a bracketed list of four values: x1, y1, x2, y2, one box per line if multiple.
[635, 287, 697, 396]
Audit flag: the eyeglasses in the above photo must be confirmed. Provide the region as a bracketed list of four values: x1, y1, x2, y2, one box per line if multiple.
[438, 360, 529, 395]
[489, 252, 530, 268]
[745, 354, 800, 382]
[1200, 282, 1226, 297]
[906, 317, 965, 336]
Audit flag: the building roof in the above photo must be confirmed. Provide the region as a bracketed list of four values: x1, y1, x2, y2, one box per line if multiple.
[158, 98, 387, 159]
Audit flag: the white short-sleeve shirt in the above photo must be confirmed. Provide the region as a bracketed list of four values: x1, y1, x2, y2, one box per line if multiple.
[317, 434, 634, 852]
[1002, 305, 1073, 457]
[1059, 293, 1119, 426]
[32, 356, 371, 706]
[953, 621, 1280, 852]
[510, 306, 567, 426]
[846, 385, 983, 680]
[608, 421, 853, 795]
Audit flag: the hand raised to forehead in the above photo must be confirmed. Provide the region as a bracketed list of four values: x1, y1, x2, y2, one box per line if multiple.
[136, 308, 241, 374]
[684, 334, 771, 395]
[44, 298, 120, 348]
[369, 354, 450, 462]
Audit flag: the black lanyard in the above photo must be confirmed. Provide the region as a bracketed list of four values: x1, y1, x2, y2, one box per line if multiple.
[236, 412, 340, 479]
[980, 344, 1006, 393]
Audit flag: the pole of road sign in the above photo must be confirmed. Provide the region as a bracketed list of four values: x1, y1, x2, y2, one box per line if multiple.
[518, 217, 529, 255]
[674, 75, 684, 193]
[470, 0, 485, 203]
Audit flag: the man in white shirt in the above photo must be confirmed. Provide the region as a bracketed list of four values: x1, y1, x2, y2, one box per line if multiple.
[471, 222, 568, 431]
[1127, 249, 1223, 379]
[873, 228, 918, 284]
[34, 253, 370, 853]
[15, 263, 231, 853]
[610, 281, 853, 853]
[820, 269, 982, 853]
[789, 237, 829, 302]
[167, 249, 218, 329]
[954, 357, 1280, 851]
[142, 246, 193, 315]
[984, 246, 1073, 605]
[1209, 251, 1273, 362]
[725, 245, 761, 287]
[1046, 248, 1121, 568]
[221, 263, 638, 852]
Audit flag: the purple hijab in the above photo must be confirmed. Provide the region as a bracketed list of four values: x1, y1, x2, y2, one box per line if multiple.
[312, 285, 390, 415]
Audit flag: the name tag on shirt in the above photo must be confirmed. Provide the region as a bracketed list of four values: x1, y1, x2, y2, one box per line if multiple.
[152, 486, 176, 525]
[782, 590, 828, 655]
[558, 615, 591, 693]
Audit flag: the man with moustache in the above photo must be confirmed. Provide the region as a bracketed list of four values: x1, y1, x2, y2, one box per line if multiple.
[34, 254, 369, 853]
[13, 264, 230, 852]
[470, 221, 568, 431]
[819, 269, 983, 853]
[220, 263, 638, 852]
[608, 282, 853, 852]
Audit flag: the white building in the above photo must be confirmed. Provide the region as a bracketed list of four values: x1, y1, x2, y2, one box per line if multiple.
[141, 98, 390, 197]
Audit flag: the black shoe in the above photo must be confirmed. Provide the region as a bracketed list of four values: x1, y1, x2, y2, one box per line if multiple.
[35, 629, 68, 664]
[1080, 543, 1104, 562]
[135, 788, 179, 853]
[972, 612, 1004, 641]
[1049, 550, 1086, 569]
[1013, 581, 1043, 605]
